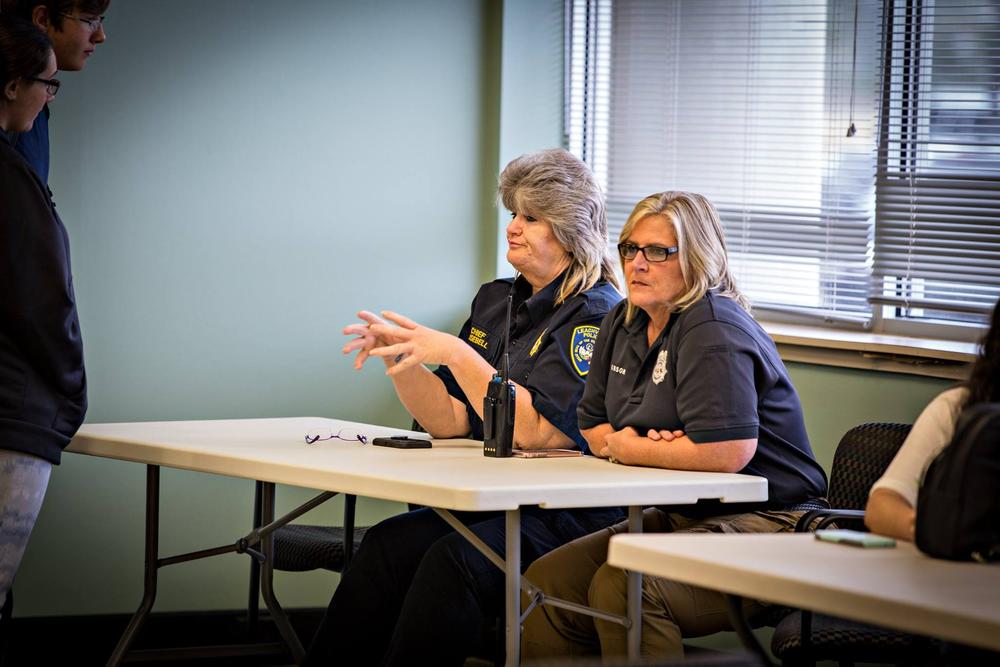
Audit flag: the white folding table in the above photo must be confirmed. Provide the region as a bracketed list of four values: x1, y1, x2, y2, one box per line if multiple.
[608, 532, 1000, 657]
[69, 417, 768, 666]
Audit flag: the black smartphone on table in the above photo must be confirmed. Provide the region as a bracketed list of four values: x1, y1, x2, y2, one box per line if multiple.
[372, 436, 432, 449]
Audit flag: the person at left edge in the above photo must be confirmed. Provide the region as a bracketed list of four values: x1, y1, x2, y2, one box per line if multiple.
[302, 148, 624, 666]
[0, 13, 85, 632]
[1, 0, 110, 183]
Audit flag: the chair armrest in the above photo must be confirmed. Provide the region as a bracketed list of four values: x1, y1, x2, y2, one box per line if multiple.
[795, 508, 866, 532]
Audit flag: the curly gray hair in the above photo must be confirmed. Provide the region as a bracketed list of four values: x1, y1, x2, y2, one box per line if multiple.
[498, 148, 620, 304]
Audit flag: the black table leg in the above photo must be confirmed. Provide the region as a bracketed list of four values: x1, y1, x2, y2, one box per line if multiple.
[258, 482, 305, 663]
[247, 481, 263, 636]
[724, 593, 772, 666]
[107, 465, 160, 667]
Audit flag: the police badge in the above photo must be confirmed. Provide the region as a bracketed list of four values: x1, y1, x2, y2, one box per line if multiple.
[652, 348, 669, 385]
[570, 325, 599, 376]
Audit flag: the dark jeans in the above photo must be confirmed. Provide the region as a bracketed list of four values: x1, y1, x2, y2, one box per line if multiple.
[302, 505, 624, 667]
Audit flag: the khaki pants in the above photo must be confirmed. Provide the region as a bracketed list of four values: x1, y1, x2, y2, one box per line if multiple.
[521, 507, 801, 662]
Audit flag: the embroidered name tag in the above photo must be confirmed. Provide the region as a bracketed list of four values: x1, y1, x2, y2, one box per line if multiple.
[610, 364, 627, 376]
[468, 325, 489, 350]
[570, 325, 600, 376]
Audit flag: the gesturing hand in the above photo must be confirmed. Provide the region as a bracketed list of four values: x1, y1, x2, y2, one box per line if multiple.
[368, 311, 466, 376]
[343, 310, 406, 370]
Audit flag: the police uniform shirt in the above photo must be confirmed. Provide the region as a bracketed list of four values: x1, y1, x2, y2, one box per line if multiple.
[578, 292, 827, 508]
[434, 274, 621, 452]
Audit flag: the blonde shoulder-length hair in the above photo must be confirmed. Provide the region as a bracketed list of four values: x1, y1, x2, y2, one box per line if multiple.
[620, 191, 749, 324]
[499, 149, 620, 304]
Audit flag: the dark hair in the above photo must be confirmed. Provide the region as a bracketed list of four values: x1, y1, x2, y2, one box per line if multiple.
[0, 0, 110, 30]
[0, 14, 52, 91]
[965, 296, 1000, 408]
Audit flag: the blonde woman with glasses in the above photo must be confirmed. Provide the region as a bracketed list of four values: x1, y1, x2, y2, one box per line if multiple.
[521, 191, 828, 660]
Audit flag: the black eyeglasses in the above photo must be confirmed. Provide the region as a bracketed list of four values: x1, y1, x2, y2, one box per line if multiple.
[617, 242, 679, 263]
[26, 76, 60, 96]
[59, 12, 105, 31]
[304, 429, 369, 445]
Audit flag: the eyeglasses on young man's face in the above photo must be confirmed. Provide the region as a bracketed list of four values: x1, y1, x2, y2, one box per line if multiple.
[617, 242, 679, 263]
[59, 12, 105, 31]
[26, 75, 60, 96]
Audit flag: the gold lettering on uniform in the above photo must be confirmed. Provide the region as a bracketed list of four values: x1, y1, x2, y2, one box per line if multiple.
[529, 329, 547, 357]
[468, 326, 489, 350]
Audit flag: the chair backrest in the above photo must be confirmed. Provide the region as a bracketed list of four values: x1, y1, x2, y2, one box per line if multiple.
[827, 422, 912, 510]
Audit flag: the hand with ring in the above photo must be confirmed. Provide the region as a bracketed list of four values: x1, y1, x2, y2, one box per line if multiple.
[600, 426, 640, 465]
[343, 310, 406, 370]
[367, 311, 468, 377]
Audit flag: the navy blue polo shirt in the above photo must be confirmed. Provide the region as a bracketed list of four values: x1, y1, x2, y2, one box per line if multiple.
[12, 105, 49, 184]
[434, 274, 621, 453]
[578, 292, 827, 508]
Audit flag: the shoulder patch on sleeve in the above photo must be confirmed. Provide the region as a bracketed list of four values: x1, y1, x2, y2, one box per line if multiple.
[570, 325, 600, 376]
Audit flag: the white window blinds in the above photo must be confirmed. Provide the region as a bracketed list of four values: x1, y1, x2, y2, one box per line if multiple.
[873, 0, 1000, 327]
[566, 0, 612, 185]
[566, 0, 1000, 334]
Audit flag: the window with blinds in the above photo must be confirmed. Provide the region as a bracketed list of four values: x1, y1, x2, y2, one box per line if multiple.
[565, 0, 1000, 338]
[874, 0, 1000, 335]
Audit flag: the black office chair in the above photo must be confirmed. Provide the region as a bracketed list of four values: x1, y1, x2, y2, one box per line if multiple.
[270, 494, 367, 572]
[770, 422, 941, 666]
[265, 417, 429, 576]
[244, 489, 368, 644]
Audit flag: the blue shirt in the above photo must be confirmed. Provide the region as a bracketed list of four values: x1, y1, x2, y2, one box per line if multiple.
[434, 274, 621, 452]
[12, 105, 50, 184]
[578, 292, 828, 509]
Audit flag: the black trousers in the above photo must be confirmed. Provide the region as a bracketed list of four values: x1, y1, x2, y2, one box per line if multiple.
[302, 505, 624, 667]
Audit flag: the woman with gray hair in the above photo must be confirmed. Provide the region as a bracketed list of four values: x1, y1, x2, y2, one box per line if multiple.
[520, 191, 827, 660]
[303, 149, 624, 666]
[339, 148, 620, 450]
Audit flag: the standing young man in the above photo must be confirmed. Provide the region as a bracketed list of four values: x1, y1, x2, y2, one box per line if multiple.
[0, 0, 109, 183]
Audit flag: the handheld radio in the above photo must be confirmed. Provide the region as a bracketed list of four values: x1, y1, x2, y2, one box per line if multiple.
[483, 290, 516, 457]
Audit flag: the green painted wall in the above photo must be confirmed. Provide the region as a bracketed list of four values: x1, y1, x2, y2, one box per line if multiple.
[785, 363, 952, 473]
[14, 0, 956, 622]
